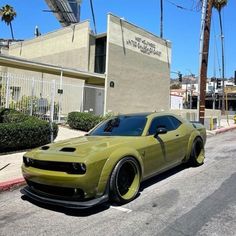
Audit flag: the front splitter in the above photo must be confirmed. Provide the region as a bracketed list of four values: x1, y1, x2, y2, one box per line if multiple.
[21, 186, 109, 209]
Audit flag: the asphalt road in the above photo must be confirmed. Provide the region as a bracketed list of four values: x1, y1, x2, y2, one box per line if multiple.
[1, 131, 236, 236]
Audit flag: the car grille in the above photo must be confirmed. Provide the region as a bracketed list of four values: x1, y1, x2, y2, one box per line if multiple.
[23, 156, 86, 174]
[26, 180, 84, 200]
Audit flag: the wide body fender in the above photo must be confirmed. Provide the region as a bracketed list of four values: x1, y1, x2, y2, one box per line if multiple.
[184, 130, 203, 162]
[96, 147, 144, 196]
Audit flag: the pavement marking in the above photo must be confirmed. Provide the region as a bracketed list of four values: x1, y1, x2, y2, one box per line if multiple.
[110, 206, 132, 213]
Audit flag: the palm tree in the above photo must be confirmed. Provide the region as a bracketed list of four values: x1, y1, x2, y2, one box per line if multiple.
[89, 0, 97, 34]
[160, 0, 163, 38]
[213, 0, 227, 113]
[0, 4, 17, 40]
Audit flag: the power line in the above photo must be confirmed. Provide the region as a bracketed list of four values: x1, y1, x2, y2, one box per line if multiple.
[166, 0, 201, 12]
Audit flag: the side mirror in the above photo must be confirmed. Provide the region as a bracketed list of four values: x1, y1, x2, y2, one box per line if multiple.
[154, 127, 167, 138]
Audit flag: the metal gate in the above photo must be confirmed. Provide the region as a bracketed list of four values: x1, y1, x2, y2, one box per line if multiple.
[0, 72, 104, 122]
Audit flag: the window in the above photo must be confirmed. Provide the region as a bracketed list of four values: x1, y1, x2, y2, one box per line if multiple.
[148, 116, 182, 135]
[95, 37, 107, 74]
[168, 116, 182, 129]
[89, 115, 147, 136]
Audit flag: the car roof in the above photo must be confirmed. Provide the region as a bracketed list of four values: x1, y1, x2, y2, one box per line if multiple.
[117, 112, 182, 119]
[118, 112, 154, 117]
[146, 112, 180, 118]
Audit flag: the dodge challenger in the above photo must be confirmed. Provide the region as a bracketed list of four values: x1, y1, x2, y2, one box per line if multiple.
[21, 112, 206, 209]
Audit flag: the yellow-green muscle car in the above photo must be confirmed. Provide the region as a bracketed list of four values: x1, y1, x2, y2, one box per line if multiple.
[21, 112, 206, 209]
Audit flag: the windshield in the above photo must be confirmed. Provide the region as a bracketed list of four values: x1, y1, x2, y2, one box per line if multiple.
[89, 115, 147, 136]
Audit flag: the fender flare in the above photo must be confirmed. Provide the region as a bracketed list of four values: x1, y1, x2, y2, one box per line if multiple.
[185, 131, 203, 162]
[96, 147, 144, 195]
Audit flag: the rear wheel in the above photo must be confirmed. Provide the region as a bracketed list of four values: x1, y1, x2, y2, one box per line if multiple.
[110, 157, 141, 204]
[189, 137, 205, 166]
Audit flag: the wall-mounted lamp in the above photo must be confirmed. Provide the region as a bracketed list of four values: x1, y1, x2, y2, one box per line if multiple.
[110, 81, 115, 88]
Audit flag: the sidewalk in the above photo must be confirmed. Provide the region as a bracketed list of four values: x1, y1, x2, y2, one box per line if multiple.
[206, 118, 236, 136]
[1, 121, 236, 191]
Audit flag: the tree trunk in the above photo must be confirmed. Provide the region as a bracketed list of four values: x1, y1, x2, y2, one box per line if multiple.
[9, 22, 14, 40]
[160, 0, 163, 38]
[89, 0, 97, 34]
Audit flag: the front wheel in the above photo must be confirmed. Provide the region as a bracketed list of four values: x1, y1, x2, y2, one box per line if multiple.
[189, 137, 205, 166]
[109, 157, 141, 204]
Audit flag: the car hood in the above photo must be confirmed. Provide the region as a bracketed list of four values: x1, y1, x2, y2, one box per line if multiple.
[26, 135, 138, 162]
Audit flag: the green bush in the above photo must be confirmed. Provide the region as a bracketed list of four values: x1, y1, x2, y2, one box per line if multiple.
[0, 109, 58, 153]
[67, 112, 104, 132]
[0, 108, 28, 123]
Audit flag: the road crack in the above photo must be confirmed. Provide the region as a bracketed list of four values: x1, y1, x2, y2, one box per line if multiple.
[0, 163, 10, 171]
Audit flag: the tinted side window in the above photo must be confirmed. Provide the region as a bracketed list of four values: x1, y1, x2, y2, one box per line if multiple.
[148, 116, 175, 135]
[169, 116, 182, 129]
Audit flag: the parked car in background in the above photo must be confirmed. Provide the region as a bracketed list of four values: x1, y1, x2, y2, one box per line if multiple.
[21, 112, 206, 209]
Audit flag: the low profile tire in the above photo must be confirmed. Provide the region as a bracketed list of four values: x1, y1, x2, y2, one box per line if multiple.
[189, 137, 205, 166]
[110, 157, 141, 204]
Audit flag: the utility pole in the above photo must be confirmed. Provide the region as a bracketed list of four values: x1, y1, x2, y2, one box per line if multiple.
[199, 0, 214, 124]
[197, 0, 207, 121]
[160, 0, 163, 38]
[219, 9, 225, 114]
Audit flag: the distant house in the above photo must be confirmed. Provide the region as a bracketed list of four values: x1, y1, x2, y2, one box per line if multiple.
[170, 93, 183, 110]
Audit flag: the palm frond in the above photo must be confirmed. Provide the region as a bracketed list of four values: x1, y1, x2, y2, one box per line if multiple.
[213, 0, 228, 11]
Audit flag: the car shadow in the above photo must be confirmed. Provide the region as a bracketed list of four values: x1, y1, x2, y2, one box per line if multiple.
[21, 195, 110, 217]
[139, 163, 189, 192]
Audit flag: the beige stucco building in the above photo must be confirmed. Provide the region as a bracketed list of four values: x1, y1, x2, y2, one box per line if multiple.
[0, 14, 171, 116]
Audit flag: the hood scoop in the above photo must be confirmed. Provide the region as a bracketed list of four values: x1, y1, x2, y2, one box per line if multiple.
[60, 147, 76, 152]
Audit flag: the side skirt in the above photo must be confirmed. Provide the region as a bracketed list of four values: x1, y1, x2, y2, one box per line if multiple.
[142, 160, 183, 182]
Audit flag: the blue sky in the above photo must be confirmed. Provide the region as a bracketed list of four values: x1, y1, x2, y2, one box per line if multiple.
[0, 0, 235, 79]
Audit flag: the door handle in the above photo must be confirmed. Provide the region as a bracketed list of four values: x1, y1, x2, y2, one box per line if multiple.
[176, 134, 179, 137]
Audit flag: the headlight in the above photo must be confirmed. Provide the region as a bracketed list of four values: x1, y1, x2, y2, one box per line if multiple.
[71, 163, 86, 174]
[23, 156, 86, 175]
[23, 156, 33, 167]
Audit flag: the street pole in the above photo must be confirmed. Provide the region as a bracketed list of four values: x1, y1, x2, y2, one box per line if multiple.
[213, 79, 216, 110]
[199, 0, 213, 125]
[219, 9, 225, 114]
[160, 0, 163, 38]
[197, 0, 207, 121]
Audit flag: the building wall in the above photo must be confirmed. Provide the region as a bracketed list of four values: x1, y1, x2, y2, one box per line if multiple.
[8, 21, 91, 71]
[105, 14, 171, 114]
[88, 34, 96, 73]
[1, 15, 171, 116]
[1, 21, 97, 114]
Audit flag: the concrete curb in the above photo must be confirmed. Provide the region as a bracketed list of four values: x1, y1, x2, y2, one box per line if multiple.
[215, 125, 236, 134]
[207, 125, 236, 137]
[0, 177, 25, 192]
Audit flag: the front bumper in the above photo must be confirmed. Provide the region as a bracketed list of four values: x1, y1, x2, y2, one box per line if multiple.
[21, 164, 101, 198]
[21, 186, 109, 209]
